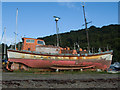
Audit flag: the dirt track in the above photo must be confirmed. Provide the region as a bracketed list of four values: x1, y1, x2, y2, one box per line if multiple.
[2, 72, 120, 88]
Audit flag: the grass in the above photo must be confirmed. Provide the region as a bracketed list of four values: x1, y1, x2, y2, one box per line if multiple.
[12, 69, 120, 75]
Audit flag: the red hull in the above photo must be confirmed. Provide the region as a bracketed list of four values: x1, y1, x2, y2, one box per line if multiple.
[8, 58, 112, 70]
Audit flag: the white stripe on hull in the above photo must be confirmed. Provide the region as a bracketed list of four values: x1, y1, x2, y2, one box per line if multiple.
[7, 50, 113, 61]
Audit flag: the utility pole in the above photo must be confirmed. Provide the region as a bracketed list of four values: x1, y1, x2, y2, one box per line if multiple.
[82, 3, 90, 53]
[53, 16, 60, 47]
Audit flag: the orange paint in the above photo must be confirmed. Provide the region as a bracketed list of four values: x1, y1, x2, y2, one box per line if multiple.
[79, 48, 82, 51]
[22, 38, 45, 51]
[72, 50, 77, 54]
[64, 48, 66, 50]
[67, 47, 70, 50]
[59, 50, 61, 54]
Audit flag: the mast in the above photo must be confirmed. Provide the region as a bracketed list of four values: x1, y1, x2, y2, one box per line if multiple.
[56, 20, 59, 47]
[82, 3, 90, 53]
[53, 16, 60, 47]
[4, 27, 6, 60]
[0, 27, 6, 44]
[4, 27, 6, 44]
[15, 8, 18, 50]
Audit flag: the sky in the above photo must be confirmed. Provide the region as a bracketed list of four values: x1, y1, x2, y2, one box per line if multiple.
[1, 1, 119, 46]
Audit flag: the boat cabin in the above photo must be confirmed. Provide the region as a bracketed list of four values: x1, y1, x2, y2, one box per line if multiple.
[22, 38, 45, 51]
[21, 38, 88, 54]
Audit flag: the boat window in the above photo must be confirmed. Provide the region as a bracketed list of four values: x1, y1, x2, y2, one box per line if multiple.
[37, 40, 44, 45]
[26, 39, 35, 43]
[28, 48, 30, 51]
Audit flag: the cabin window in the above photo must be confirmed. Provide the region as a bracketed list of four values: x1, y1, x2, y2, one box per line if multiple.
[26, 39, 35, 43]
[37, 40, 44, 45]
[28, 48, 30, 51]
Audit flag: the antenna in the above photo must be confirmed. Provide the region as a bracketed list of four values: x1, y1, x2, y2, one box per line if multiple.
[107, 45, 109, 51]
[15, 8, 18, 50]
[74, 43, 76, 50]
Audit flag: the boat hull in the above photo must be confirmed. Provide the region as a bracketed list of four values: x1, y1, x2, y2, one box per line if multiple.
[7, 50, 113, 71]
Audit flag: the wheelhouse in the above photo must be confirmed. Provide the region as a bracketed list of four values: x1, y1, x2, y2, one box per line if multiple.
[22, 37, 45, 51]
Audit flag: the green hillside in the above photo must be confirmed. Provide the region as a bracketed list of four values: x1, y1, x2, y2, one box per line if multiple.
[38, 24, 120, 63]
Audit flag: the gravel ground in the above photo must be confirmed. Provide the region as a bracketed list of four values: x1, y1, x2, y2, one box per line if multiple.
[1, 72, 120, 88]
